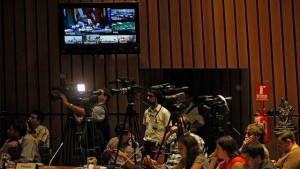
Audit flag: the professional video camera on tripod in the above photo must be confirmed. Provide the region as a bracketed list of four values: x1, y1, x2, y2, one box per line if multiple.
[49, 73, 108, 166]
[109, 77, 144, 166]
[149, 84, 189, 162]
[198, 95, 238, 154]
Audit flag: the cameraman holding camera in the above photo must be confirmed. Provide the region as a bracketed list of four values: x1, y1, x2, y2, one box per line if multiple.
[59, 88, 111, 147]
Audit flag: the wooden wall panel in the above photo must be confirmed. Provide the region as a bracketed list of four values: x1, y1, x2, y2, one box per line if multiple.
[159, 0, 171, 68]
[37, 0, 50, 111]
[170, 0, 182, 68]
[180, 0, 193, 68]
[148, 0, 160, 68]
[281, 0, 298, 114]
[295, 0, 300, 115]
[213, 0, 227, 68]
[139, 0, 150, 69]
[116, 54, 128, 114]
[257, 0, 274, 110]
[224, 0, 237, 68]
[191, 0, 205, 68]
[246, 0, 261, 114]
[82, 55, 94, 92]
[106, 55, 117, 114]
[3, 0, 16, 114]
[0, 0, 3, 111]
[202, 0, 215, 68]
[235, 0, 248, 68]
[26, 0, 39, 112]
[15, 0, 27, 113]
[270, 0, 286, 111]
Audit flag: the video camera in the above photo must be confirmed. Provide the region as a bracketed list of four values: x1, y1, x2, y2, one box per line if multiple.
[150, 83, 188, 95]
[48, 73, 100, 107]
[110, 77, 143, 95]
[202, 95, 231, 111]
[200, 95, 232, 127]
[150, 83, 189, 112]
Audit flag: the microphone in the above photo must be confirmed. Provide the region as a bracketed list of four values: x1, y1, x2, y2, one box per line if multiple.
[49, 143, 64, 166]
[119, 146, 143, 168]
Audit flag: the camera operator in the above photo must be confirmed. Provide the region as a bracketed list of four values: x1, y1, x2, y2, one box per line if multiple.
[183, 89, 205, 135]
[59, 88, 111, 146]
[142, 89, 171, 159]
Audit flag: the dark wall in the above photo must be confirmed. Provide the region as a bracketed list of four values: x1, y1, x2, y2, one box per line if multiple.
[1, 0, 299, 162]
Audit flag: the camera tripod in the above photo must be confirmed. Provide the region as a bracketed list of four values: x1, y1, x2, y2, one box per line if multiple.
[74, 115, 103, 166]
[113, 94, 141, 166]
[58, 111, 79, 166]
[156, 109, 186, 162]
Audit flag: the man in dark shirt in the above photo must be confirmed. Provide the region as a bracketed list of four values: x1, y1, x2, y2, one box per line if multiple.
[60, 88, 111, 156]
[241, 141, 276, 169]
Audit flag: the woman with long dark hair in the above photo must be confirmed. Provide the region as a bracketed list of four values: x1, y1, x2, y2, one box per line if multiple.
[208, 135, 244, 169]
[174, 134, 208, 169]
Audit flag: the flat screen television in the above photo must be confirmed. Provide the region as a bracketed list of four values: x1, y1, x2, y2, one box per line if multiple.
[58, 2, 140, 54]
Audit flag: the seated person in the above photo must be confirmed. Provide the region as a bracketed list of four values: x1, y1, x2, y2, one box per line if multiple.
[143, 114, 205, 169]
[239, 123, 270, 160]
[28, 110, 50, 148]
[28, 110, 51, 164]
[102, 123, 142, 169]
[208, 135, 244, 169]
[241, 141, 276, 169]
[274, 130, 300, 169]
[144, 134, 208, 169]
[0, 119, 40, 163]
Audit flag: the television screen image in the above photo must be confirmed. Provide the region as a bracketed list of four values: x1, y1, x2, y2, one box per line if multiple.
[99, 35, 118, 43]
[112, 22, 135, 34]
[110, 9, 135, 21]
[84, 34, 101, 44]
[118, 35, 136, 43]
[64, 7, 112, 35]
[59, 2, 140, 54]
[65, 36, 83, 44]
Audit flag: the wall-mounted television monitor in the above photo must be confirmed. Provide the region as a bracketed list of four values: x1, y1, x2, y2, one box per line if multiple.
[58, 2, 140, 54]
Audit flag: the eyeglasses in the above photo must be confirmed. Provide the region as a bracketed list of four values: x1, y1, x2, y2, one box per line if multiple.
[246, 132, 253, 136]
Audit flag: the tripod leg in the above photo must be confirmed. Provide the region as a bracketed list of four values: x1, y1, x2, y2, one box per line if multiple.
[113, 107, 130, 166]
[60, 116, 78, 166]
[154, 115, 172, 162]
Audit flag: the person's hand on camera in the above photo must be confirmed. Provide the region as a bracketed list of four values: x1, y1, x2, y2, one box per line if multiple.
[59, 93, 70, 106]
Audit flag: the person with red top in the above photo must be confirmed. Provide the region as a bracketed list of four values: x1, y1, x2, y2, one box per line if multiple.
[208, 135, 245, 169]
